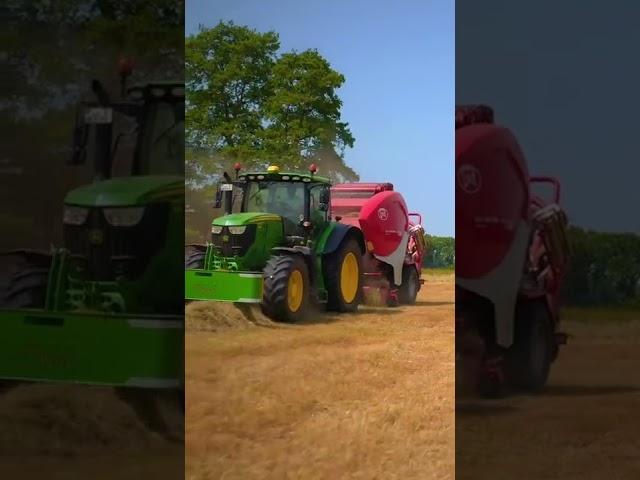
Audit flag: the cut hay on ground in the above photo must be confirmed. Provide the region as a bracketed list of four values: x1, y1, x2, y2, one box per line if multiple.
[185, 301, 275, 332]
[0, 384, 182, 456]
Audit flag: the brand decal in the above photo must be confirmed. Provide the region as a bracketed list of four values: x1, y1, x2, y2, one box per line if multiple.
[89, 229, 104, 245]
[377, 207, 389, 221]
[457, 164, 482, 194]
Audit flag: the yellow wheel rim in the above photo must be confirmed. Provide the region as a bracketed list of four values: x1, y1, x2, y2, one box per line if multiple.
[287, 270, 304, 312]
[340, 252, 359, 303]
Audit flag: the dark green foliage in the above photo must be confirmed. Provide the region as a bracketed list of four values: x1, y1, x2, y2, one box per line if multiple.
[562, 226, 640, 306]
[185, 21, 357, 186]
[423, 235, 455, 268]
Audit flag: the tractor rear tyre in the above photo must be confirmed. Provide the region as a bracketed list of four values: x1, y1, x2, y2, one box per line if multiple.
[398, 266, 420, 305]
[507, 301, 553, 393]
[262, 254, 310, 322]
[326, 237, 363, 312]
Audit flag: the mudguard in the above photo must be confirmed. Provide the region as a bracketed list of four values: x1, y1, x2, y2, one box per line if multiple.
[323, 223, 365, 255]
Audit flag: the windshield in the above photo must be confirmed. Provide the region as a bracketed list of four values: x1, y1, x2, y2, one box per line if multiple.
[137, 100, 185, 175]
[82, 99, 185, 178]
[244, 181, 305, 226]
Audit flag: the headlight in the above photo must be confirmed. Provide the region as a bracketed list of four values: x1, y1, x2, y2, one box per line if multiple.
[228, 226, 246, 235]
[211, 225, 223, 234]
[63, 205, 89, 225]
[103, 207, 145, 227]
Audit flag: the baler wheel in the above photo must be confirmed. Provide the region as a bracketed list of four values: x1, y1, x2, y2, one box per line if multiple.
[398, 266, 419, 305]
[508, 302, 553, 392]
[325, 238, 363, 313]
[262, 254, 309, 322]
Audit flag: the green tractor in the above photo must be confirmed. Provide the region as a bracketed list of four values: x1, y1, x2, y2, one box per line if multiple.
[185, 164, 366, 321]
[0, 73, 185, 402]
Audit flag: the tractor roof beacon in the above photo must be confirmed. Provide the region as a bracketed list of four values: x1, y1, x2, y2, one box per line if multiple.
[185, 163, 367, 323]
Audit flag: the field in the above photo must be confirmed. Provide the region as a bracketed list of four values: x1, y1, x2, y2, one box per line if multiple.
[186, 272, 454, 480]
[456, 308, 640, 480]
[0, 384, 183, 478]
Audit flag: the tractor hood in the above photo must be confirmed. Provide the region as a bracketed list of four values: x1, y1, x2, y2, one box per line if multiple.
[212, 212, 281, 226]
[65, 176, 183, 207]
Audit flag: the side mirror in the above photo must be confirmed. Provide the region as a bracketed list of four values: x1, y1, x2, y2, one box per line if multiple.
[213, 188, 222, 209]
[69, 124, 88, 165]
[319, 189, 330, 204]
[318, 188, 330, 212]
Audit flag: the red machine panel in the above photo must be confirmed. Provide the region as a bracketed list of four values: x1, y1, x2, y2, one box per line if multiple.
[358, 190, 409, 257]
[455, 123, 530, 279]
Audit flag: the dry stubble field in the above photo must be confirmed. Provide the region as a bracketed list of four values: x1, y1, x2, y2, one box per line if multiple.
[186, 272, 454, 480]
[457, 309, 640, 480]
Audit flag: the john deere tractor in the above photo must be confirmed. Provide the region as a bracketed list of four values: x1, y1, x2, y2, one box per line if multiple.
[185, 164, 366, 321]
[0, 71, 185, 399]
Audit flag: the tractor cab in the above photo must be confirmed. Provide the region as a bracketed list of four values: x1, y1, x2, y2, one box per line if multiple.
[213, 164, 331, 258]
[70, 81, 185, 179]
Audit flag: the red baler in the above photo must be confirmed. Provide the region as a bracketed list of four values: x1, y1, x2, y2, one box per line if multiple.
[331, 183, 426, 305]
[455, 105, 571, 396]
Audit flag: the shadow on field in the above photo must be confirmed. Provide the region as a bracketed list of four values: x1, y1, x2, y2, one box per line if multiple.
[298, 305, 404, 325]
[543, 384, 640, 397]
[455, 402, 517, 416]
[414, 300, 455, 307]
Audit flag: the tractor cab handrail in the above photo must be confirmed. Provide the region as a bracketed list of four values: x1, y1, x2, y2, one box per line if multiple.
[530, 176, 561, 204]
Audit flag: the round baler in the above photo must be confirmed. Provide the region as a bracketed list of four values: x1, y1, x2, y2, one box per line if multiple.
[455, 104, 571, 397]
[330, 183, 426, 306]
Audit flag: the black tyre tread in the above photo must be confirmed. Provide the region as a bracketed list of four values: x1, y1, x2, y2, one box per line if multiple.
[2, 267, 49, 308]
[262, 254, 309, 323]
[185, 251, 205, 269]
[508, 302, 553, 392]
[325, 237, 363, 312]
[398, 266, 419, 305]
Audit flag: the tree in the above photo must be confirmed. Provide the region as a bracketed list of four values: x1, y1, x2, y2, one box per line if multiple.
[185, 22, 357, 186]
[185, 21, 278, 170]
[263, 50, 355, 180]
[423, 235, 455, 268]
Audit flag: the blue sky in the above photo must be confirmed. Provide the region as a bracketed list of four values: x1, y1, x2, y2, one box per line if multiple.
[457, 1, 640, 233]
[186, 0, 454, 236]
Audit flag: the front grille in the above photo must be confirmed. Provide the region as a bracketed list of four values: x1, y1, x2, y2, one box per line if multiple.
[64, 204, 169, 280]
[211, 224, 256, 258]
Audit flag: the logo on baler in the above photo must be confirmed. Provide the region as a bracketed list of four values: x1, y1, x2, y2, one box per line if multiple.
[457, 164, 482, 194]
[377, 208, 389, 221]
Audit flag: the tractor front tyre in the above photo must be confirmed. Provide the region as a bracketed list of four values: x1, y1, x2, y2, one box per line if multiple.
[326, 238, 363, 313]
[262, 254, 310, 323]
[398, 266, 420, 305]
[0, 260, 49, 308]
[185, 250, 205, 269]
[507, 302, 554, 393]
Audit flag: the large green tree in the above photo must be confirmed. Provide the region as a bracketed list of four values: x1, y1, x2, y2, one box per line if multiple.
[185, 21, 357, 185]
